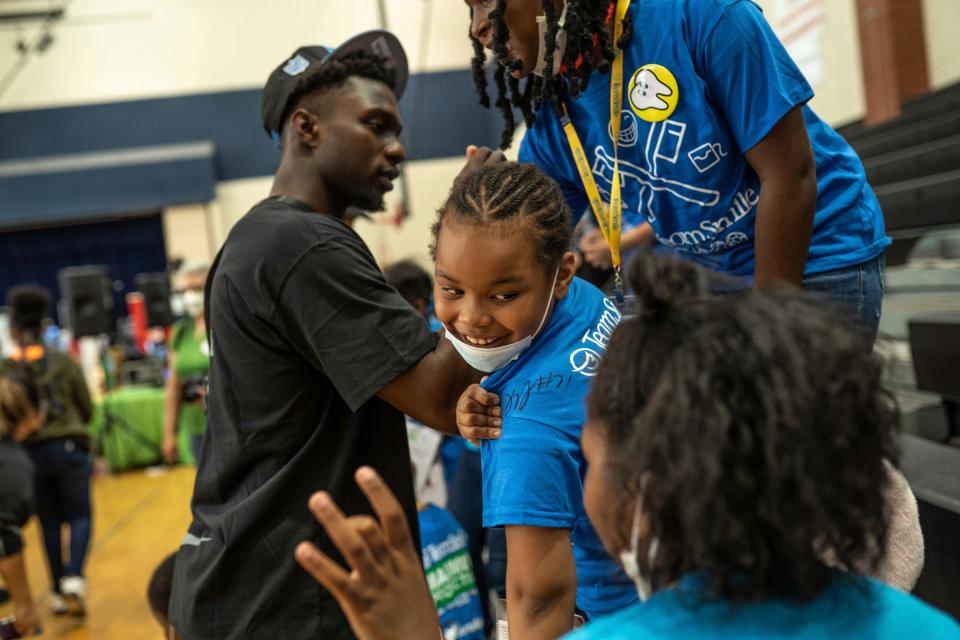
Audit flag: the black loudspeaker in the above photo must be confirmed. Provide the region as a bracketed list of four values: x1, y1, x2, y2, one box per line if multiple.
[58, 266, 115, 338]
[135, 272, 174, 327]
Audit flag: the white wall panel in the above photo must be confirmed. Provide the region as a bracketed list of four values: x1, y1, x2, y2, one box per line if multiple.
[0, 0, 474, 110]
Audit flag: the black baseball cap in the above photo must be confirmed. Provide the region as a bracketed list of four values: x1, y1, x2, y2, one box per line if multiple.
[261, 30, 409, 140]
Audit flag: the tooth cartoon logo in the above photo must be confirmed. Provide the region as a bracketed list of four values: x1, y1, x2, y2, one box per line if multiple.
[628, 64, 679, 123]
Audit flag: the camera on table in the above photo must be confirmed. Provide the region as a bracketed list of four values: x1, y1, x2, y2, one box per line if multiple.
[180, 376, 207, 403]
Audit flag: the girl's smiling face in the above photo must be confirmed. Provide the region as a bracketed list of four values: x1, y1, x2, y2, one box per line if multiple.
[433, 217, 576, 349]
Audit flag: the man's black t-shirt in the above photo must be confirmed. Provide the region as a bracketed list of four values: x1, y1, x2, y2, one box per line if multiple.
[169, 197, 436, 640]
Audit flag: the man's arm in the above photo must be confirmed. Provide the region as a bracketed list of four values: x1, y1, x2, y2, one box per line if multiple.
[504, 525, 577, 640]
[162, 351, 182, 464]
[747, 106, 817, 289]
[378, 336, 482, 435]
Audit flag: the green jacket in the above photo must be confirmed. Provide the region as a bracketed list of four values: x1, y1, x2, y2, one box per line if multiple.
[0, 349, 94, 448]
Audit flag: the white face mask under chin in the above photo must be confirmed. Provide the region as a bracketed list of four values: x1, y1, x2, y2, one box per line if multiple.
[619, 479, 660, 602]
[442, 267, 559, 373]
[532, 4, 569, 77]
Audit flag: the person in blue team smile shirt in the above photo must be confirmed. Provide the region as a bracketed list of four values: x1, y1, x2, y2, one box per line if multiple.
[431, 162, 638, 638]
[464, 0, 889, 339]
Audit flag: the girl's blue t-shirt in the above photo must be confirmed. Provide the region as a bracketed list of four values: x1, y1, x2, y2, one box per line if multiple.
[520, 0, 890, 279]
[480, 277, 638, 619]
[563, 572, 960, 640]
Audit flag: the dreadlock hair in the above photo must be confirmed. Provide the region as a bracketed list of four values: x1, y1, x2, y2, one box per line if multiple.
[430, 162, 572, 270]
[587, 253, 899, 603]
[279, 51, 396, 134]
[470, 27, 491, 109]
[470, 0, 634, 149]
[8, 285, 50, 338]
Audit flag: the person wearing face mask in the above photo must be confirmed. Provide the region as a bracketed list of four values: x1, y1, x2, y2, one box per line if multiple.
[161, 260, 210, 465]
[432, 163, 638, 639]
[291, 253, 960, 640]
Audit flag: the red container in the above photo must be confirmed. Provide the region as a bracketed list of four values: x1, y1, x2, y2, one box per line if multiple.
[126, 292, 147, 353]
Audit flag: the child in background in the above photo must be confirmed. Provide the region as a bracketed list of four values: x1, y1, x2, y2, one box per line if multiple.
[433, 162, 637, 638]
[384, 260, 442, 332]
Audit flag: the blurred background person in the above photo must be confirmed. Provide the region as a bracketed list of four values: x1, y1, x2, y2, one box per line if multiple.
[384, 259, 441, 331]
[162, 261, 210, 465]
[0, 368, 45, 637]
[0, 285, 94, 618]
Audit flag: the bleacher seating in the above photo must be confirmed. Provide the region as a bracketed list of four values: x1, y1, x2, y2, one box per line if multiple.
[838, 81, 960, 259]
[840, 84, 960, 619]
[900, 434, 960, 619]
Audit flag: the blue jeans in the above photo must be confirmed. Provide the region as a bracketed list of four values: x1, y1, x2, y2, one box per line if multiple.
[26, 439, 93, 591]
[802, 255, 885, 346]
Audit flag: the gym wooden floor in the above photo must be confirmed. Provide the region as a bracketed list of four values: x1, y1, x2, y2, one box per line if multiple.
[0, 466, 196, 639]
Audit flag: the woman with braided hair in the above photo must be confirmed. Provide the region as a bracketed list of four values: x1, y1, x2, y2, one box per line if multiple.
[465, 0, 890, 342]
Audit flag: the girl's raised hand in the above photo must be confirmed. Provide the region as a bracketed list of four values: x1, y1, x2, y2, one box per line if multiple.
[456, 382, 502, 446]
[295, 467, 440, 640]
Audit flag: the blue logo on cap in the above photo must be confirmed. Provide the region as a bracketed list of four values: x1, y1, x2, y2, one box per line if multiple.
[283, 54, 310, 77]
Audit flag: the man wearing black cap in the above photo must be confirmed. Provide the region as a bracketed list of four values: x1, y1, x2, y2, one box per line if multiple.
[168, 32, 502, 639]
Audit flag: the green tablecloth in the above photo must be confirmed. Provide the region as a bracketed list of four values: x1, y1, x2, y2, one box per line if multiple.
[88, 386, 196, 471]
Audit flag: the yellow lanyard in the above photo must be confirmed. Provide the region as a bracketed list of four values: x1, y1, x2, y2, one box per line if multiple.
[561, 0, 631, 298]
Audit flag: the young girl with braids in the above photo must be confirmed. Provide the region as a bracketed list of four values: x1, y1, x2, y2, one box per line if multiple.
[292, 253, 959, 640]
[464, 0, 890, 341]
[430, 161, 637, 638]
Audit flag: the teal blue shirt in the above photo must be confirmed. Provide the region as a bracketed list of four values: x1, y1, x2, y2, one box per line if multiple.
[564, 572, 960, 639]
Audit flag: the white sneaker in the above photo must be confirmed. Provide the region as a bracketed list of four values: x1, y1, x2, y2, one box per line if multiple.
[59, 575, 87, 617]
[49, 592, 69, 615]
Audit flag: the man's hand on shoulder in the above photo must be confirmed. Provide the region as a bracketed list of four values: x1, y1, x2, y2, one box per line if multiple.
[378, 336, 482, 434]
[458, 145, 507, 180]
